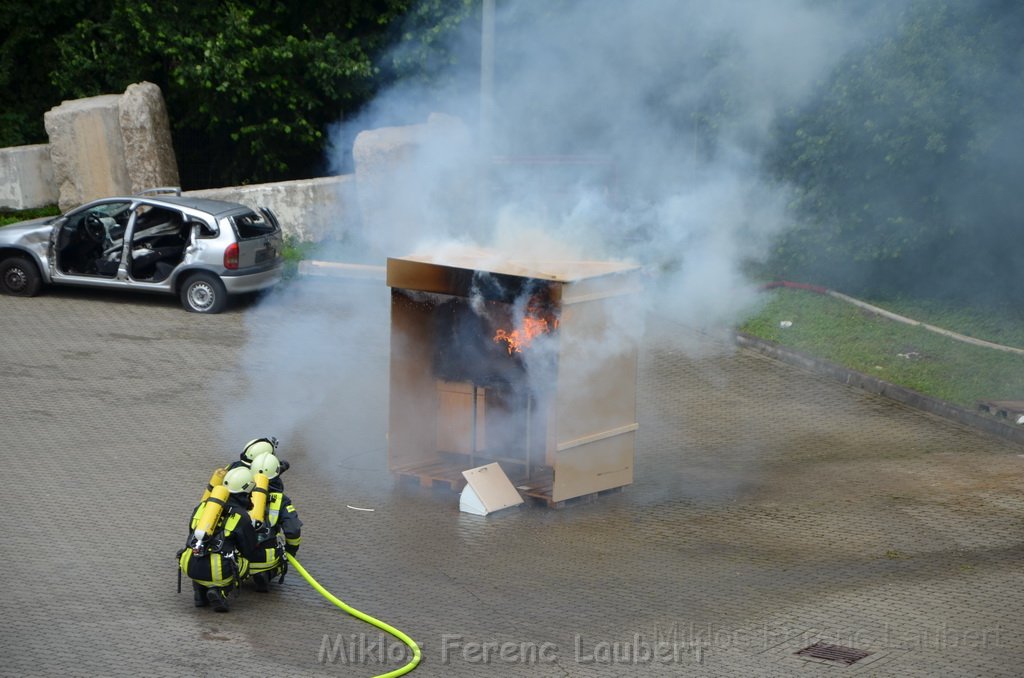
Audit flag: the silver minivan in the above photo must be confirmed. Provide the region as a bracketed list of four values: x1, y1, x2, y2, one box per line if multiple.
[0, 189, 284, 313]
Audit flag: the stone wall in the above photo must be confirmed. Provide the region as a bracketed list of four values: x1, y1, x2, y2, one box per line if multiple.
[0, 83, 461, 246]
[0, 144, 57, 210]
[187, 175, 358, 243]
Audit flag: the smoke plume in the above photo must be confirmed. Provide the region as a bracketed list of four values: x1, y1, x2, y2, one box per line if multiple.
[219, 0, 884, 495]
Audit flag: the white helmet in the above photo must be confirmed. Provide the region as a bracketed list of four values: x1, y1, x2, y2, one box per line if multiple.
[251, 452, 281, 480]
[241, 436, 278, 462]
[223, 467, 256, 494]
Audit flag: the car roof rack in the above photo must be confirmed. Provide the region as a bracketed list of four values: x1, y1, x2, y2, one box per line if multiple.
[136, 186, 182, 196]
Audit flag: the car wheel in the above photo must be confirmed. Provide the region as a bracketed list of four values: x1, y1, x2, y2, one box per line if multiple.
[0, 256, 42, 297]
[180, 272, 227, 314]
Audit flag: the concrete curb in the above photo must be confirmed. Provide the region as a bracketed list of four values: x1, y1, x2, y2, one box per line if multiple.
[297, 259, 385, 281]
[734, 332, 1024, 447]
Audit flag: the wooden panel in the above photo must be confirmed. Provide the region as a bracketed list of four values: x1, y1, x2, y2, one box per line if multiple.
[387, 291, 441, 470]
[389, 251, 639, 286]
[461, 462, 524, 513]
[554, 295, 640, 444]
[556, 423, 639, 452]
[386, 257, 452, 294]
[436, 381, 486, 454]
[560, 268, 643, 305]
[387, 257, 534, 301]
[551, 431, 635, 502]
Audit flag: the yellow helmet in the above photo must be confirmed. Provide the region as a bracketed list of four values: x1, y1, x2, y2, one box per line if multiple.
[241, 436, 278, 462]
[223, 467, 256, 494]
[251, 452, 281, 479]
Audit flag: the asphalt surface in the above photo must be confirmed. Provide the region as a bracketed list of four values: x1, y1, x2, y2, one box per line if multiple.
[3, 279, 1024, 677]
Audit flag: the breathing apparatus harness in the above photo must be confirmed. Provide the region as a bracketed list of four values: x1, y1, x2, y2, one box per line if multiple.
[179, 465, 421, 677]
[176, 492, 246, 593]
[248, 472, 289, 581]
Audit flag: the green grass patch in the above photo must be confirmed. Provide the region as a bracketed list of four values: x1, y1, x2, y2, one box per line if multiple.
[0, 205, 60, 227]
[740, 288, 1024, 408]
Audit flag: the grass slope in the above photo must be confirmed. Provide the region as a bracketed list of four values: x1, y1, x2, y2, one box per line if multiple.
[739, 288, 1024, 409]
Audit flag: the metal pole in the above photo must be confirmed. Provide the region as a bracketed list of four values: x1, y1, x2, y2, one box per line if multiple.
[525, 392, 532, 480]
[478, 0, 496, 234]
[480, 0, 495, 154]
[471, 384, 478, 468]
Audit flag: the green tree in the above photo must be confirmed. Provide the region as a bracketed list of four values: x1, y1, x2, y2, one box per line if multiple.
[0, 0, 108, 147]
[52, 1, 392, 186]
[47, 0, 475, 188]
[768, 0, 1024, 304]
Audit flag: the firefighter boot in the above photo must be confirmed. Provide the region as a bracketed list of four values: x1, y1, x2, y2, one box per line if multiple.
[252, 572, 269, 593]
[206, 587, 230, 612]
[192, 582, 209, 608]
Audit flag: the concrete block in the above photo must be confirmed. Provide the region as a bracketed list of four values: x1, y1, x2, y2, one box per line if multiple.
[0, 144, 57, 210]
[118, 81, 179, 194]
[44, 93, 129, 211]
[43, 81, 179, 211]
[353, 113, 481, 256]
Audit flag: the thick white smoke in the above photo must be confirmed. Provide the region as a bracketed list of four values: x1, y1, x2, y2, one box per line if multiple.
[217, 0, 879, 490]
[333, 0, 869, 327]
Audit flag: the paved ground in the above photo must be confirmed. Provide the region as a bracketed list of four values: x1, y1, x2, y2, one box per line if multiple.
[4, 279, 1024, 677]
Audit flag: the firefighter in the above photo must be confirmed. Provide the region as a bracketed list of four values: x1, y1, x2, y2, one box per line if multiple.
[229, 436, 291, 491]
[179, 466, 262, 612]
[247, 452, 302, 592]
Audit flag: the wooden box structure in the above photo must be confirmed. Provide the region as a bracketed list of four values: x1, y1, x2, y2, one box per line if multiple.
[386, 249, 642, 505]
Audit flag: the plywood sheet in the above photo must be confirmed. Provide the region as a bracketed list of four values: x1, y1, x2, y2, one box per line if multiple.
[461, 462, 525, 513]
[551, 432, 635, 502]
[436, 381, 486, 454]
[388, 250, 639, 288]
[388, 292, 442, 469]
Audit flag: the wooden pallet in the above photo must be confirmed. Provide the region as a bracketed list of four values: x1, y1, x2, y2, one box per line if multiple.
[393, 460, 623, 509]
[393, 455, 542, 493]
[519, 482, 623, 509]
[393, 461, 468, 491]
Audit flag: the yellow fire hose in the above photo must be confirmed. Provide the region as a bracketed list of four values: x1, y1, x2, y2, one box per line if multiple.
[285, 553, 421, 677]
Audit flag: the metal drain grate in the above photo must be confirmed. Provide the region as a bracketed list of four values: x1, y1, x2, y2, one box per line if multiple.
[795, 642, 872, 666]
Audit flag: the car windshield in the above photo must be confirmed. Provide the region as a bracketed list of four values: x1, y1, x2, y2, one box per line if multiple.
[230, 211, 276, 238]
[86, 202, 131, 220]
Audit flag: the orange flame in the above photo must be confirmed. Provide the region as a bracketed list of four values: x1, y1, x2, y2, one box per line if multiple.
[494, 311, 559, 354]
